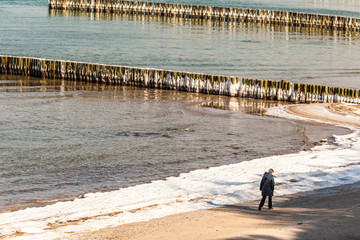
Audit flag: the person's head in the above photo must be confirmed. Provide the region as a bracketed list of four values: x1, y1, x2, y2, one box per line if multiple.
[269, 169, 274, 174]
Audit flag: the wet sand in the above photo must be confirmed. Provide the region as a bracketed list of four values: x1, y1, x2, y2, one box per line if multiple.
[75, 103, 360, 240]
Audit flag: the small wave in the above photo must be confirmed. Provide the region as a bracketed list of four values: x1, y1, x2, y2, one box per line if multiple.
[240, 40, 261, 43]
[163, 123, 197, 134]
[115, 131, 161, 137]
[114, 124, 197, 138]
[0, 80, 19, 84]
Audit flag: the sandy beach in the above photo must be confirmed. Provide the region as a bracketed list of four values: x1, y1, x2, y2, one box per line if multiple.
[75, 103, 360, 240]
[76, 182, 360, 240]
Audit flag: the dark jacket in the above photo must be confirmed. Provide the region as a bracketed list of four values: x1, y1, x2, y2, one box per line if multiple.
[260, 172, 275, 197]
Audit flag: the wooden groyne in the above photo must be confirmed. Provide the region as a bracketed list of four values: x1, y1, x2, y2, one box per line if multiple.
[1, 55, 359, 104]
[48, 0, 360, 32]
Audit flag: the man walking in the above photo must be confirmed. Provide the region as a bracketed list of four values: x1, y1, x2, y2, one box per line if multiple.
[259, 168, 275, 211]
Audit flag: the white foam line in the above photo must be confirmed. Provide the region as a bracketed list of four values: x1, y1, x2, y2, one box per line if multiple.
[1, 106, 360, 240]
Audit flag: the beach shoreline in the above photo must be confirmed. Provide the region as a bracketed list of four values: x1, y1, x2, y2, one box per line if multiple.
[73, 103, 360, 240]
[0, 96, 350, 215]
[75, 181, 360, 240]
[1, 102, 359, 240]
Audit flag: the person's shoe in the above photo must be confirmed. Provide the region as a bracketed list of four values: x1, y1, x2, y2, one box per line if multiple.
[258, 206, 261, 211]
[269, 207, 273, 210]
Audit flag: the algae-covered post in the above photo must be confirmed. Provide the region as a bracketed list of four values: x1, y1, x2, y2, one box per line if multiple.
[47, 0, 360, 32]
[1, 55, 359, 103]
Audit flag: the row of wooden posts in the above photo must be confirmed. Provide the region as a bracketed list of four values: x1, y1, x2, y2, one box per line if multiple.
[1, 56, 359, 104]
[48, 0, 360, 32]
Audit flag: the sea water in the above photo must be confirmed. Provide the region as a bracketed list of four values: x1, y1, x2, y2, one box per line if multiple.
[1, 0, 360, 88]
[1, 74, 349, 213]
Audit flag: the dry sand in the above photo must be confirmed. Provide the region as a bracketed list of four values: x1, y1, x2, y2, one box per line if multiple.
[75, 103, 360, 240]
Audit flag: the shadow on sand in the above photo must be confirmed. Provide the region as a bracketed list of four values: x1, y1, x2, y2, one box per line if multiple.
[215, 182, 360, 240]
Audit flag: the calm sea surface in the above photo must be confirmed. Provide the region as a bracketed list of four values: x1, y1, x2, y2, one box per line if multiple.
[0, 75, 350, 212]
[0, 0, 358, 211]
[1, 0, 360, 88]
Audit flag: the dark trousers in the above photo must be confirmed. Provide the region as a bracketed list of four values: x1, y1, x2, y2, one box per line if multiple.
[259, 196, 272, 209]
